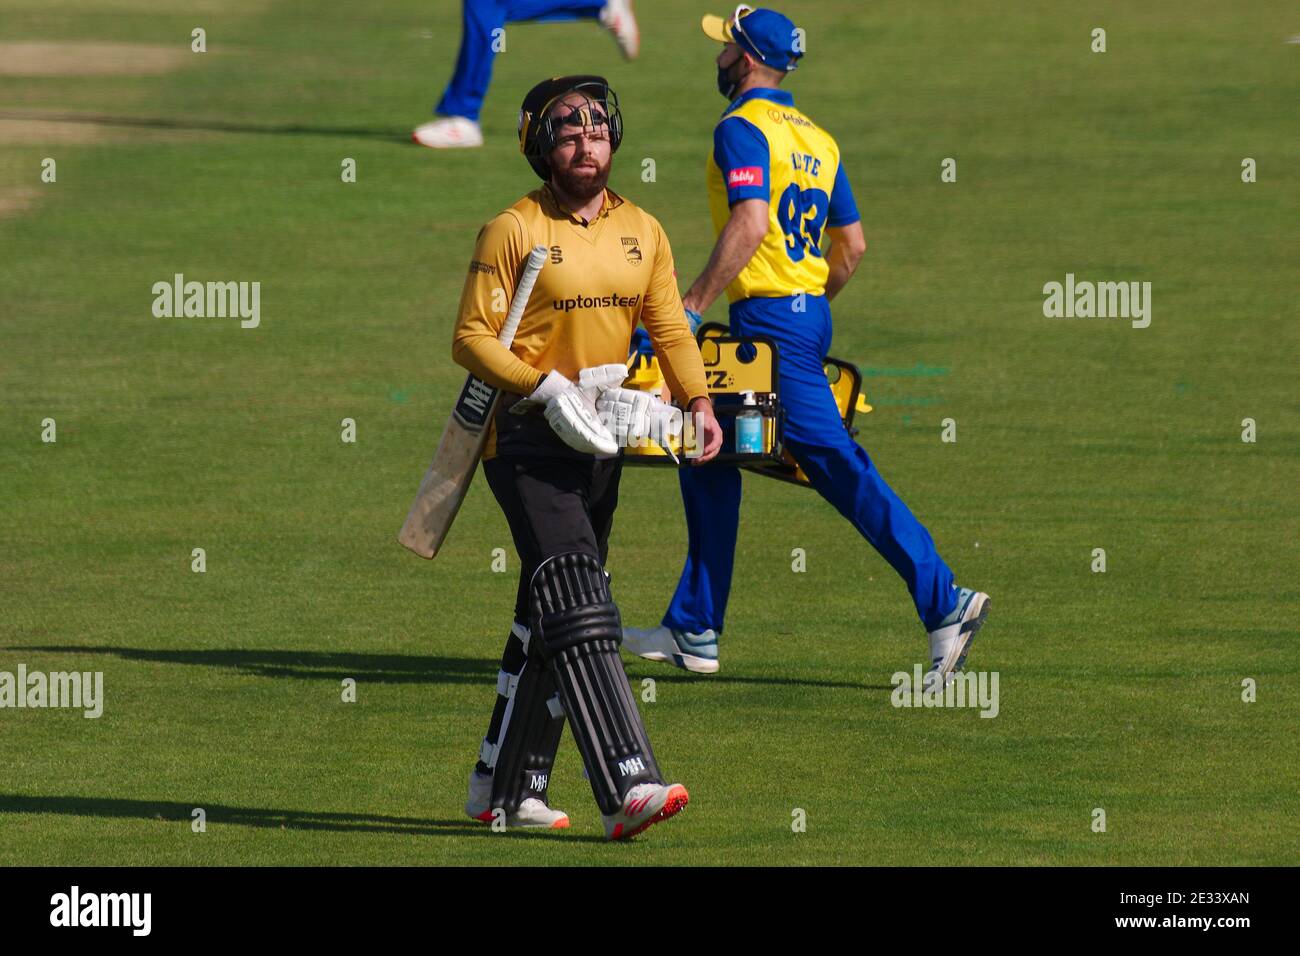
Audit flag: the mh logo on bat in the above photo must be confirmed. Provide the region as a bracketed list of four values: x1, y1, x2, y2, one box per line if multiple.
[452, 375, 499, 431]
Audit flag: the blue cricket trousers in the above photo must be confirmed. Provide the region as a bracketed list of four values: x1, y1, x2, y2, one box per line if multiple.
[663, 294, 957, 635]
[437, 0, 606, 121]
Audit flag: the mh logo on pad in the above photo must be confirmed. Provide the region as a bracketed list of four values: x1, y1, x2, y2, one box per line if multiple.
[529, 772, 548, 791]
[617, 756, 646, 776]
[727, 166, 763, 188]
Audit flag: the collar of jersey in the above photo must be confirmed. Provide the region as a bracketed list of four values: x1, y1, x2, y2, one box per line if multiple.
[722, 87, 794, 117]
[542, 183, 624, 225]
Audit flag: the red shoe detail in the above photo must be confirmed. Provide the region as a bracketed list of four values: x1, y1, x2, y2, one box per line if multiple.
[627, 793, 653, 815]
[621, 785, 689, 840]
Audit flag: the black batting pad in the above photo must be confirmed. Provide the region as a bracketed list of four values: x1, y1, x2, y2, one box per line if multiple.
[530, 553, 661, 814]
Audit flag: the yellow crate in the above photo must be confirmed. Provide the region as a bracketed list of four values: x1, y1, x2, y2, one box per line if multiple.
[622, 324, 869, 482]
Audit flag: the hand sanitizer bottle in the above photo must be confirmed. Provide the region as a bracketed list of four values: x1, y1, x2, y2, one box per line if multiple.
[736, 391, 763, 454]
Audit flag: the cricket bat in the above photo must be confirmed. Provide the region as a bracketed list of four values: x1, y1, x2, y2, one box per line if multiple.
[397, 244, 549, 558]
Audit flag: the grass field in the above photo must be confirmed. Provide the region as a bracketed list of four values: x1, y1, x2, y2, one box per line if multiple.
[1, 0, 1297, 866]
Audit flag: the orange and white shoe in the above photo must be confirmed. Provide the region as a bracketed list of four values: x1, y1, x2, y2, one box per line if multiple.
[464, 770, 569, 829]
[602, 782, 688, 840]
[599, 0, 640, 60]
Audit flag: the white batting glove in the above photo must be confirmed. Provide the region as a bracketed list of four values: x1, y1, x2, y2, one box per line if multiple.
[525, 370, 619, 456]
[518, 364, 625, 411]
[510, 368, 565, 413]
[525, 368, 573, 405]
[577, 363, 629, 398]
[596, 386, 681, 449]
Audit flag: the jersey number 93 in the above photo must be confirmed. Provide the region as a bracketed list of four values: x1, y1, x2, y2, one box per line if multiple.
[777, 184, 830, 263]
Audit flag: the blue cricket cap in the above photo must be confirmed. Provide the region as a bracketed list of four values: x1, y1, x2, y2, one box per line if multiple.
[701, 4, 802, 71]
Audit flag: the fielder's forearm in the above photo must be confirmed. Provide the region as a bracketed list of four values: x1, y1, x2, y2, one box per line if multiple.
[824, 222, 867, 302]
[825, 252, 856, 302]
[682, 201, 767, 314]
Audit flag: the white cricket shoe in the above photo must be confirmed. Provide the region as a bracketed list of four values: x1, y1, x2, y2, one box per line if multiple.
[599, 0, 640, 60]
[412, 116, 483, 149]
[622, 625, 719, 674]
[923, 587, 990, 692]
[464, 770, 569, 829]
[603, 782, 689, 840]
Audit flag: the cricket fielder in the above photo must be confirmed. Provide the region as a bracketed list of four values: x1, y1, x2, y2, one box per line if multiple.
[413, 0, 639, 148]
[622, 6, 991, 689]
[453, 75, 722, 837]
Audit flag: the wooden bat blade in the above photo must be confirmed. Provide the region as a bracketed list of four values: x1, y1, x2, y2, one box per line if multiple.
[397, 377, 500, 559]
[398, 244, 548, 560]
[396, 424, 484, 558]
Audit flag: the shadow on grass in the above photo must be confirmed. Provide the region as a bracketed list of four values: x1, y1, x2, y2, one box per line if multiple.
[625, 670, 893, 693]
[0, 109, 410, 144]
[9, 645, 889, 692]
[0, 794, 602, 842]
[10, 646, 495, 685]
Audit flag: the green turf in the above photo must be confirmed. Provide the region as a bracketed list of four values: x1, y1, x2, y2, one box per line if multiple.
[1, 0, 1297, 865]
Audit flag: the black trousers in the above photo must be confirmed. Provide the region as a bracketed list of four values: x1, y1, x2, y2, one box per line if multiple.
[483, 453, 623, 623]
[473, 452, 625, 782]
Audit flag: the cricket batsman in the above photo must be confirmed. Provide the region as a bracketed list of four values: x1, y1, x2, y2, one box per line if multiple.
[622, 6, 991, 689]
[452, 75, 722, 837]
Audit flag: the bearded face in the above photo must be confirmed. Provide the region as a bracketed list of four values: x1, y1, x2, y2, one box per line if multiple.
[546, 94, 614, 202]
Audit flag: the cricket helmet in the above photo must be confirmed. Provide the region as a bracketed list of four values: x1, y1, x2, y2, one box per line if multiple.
[518, 75, 623, 180]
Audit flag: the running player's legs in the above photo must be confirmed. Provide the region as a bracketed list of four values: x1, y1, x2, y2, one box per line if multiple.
[509, 0, 606, 22]
[732, 295, 958, 630]
[662, 463, 742, 635]
[437, 1, 605, 121]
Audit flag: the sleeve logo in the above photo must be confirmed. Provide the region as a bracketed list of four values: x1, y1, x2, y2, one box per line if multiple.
[727, 166, 763, 188]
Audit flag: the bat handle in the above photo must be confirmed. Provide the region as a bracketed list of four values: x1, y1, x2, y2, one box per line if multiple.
[497, 245, 549, 348]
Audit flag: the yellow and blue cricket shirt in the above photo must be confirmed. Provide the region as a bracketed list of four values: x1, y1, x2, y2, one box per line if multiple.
[705, 87, 860, 302]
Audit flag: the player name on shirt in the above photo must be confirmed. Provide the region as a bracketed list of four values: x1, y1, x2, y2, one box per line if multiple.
[790, 151, 822, 175]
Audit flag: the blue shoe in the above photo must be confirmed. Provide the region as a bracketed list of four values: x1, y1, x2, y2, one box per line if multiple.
[621, 625, 719, 674]
[924, 587, 990, 691]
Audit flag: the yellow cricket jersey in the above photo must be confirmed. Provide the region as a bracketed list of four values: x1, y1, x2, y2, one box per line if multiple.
[706, 88, 860, 302]
[452, 184, 708, 458]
